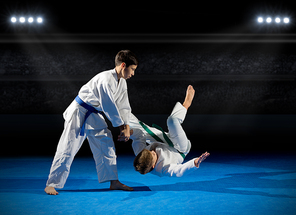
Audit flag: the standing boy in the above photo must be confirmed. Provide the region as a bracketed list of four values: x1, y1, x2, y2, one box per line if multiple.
[45, 50, 138, 195]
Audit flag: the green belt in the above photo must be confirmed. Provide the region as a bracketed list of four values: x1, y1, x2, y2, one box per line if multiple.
[139, 121, 186, 159]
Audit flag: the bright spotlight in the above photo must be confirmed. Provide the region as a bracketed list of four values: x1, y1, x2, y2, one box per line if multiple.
[11, 17, 17, 23]
[284, 17, 290, 23]
[37, 17, 43, 23]
[257, 17, 263, 23]
[266, 17, 272, 23]
[28, 17, 34, 23]
[275, 17, 281, 23]
[19, 17, 26, 23]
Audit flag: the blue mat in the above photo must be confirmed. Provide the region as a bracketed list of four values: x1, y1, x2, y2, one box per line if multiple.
[0, 152, 296, 215]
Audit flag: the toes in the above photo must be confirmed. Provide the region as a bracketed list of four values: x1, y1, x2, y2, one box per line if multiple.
[110, 181, 133, 191]
[124, 186, 134, 191]
[45, 187, 59, 195]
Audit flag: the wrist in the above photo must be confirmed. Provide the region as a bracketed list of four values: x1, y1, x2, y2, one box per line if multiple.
[194, 158, 199, 168]
[119, 124, 130, 132]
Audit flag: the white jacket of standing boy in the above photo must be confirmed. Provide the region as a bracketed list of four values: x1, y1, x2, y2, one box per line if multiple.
[63, 69, 131, 137]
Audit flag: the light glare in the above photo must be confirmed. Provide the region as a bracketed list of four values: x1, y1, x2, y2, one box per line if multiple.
[28, 17, 34, 23]
[37, 17, 43, 23]
[11, 17, 17, 23]
[19, 17, 25, 23]
[266, 17, 272, 23]
[284, 17, 290, 23]
[257, 17, 263, 23]
[256, 16, 291, 25]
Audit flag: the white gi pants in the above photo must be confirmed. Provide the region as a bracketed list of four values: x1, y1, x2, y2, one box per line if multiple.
[46, 116, 118, 189]
[130, 102, 191, 156]
[167, 102, 191, 155]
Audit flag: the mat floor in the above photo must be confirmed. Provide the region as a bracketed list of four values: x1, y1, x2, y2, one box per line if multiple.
[0, 151, 296, 215]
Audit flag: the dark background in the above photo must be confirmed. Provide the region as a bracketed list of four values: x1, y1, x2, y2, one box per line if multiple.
[0, 1, 296, 156]
[0, 1, 295, 34]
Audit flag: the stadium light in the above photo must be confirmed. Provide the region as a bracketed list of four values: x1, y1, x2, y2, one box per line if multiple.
[256, 16, 291, 25]
[19, 17, 26, 23]
[37, 17, 43, 23]
[11, 17, 17, 23]
[284, 17, 290, 23]
[275, 17, 281, 23]
[257, 17, 263, 23]
[10, 16, 44, 26]
[28, 17, 34, 23]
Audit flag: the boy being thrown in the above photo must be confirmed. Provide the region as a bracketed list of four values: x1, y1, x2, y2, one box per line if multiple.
[129, 85, 210, 177]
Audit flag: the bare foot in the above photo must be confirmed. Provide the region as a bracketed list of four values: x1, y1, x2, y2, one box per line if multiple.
[44, 186, 59, 195]
[183, 85, 195, 110]
[110, 180, 133, 191]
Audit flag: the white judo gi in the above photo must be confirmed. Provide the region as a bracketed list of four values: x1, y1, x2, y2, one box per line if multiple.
[130, 102, 197, 177]
[46, 69, 131, 188]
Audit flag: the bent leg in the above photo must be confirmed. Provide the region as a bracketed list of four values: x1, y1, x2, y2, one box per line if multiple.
[167, 85, 195, 154]
[167, 102, 190, 153]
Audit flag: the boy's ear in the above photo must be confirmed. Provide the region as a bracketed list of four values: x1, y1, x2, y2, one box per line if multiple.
[120, 62, 126, 68]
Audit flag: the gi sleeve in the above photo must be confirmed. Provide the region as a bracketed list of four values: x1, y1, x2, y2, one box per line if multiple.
[115, 85, 131, 125]
[130, 128, 147, 156]
[98, 81, 124, 127]
[162, 158, 197, 177]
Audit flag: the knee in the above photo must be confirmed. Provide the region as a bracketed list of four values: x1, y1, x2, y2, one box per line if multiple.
[186, 141, 191, 153]
[167, 115, 178, 126]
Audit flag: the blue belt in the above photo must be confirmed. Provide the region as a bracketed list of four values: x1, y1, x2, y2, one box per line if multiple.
[75, 95, 103, 136]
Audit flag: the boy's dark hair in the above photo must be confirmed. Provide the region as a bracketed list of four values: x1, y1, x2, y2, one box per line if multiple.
[115, 50, 139, 67]
[133, 149, 154, 175]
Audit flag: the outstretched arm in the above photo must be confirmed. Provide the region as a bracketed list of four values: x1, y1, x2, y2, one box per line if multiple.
[163, 152, 210, 177]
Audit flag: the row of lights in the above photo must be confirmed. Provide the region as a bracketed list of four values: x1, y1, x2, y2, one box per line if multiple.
[11, 16, 43, 24]
[257, 16, 290, 24]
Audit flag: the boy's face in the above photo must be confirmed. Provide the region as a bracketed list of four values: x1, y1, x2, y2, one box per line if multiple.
[150, 150, 158, 169]
[122, 64, 137, 80]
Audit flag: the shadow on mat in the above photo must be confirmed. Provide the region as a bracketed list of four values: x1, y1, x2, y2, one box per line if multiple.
[61, 171, 296, 200]
[138, 171, 296, 199]
[62, 186, 152, 193]
[1, 171, 295, 199]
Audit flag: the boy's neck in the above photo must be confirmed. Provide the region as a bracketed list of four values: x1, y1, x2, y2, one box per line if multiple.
[115, 66, 123, 81]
